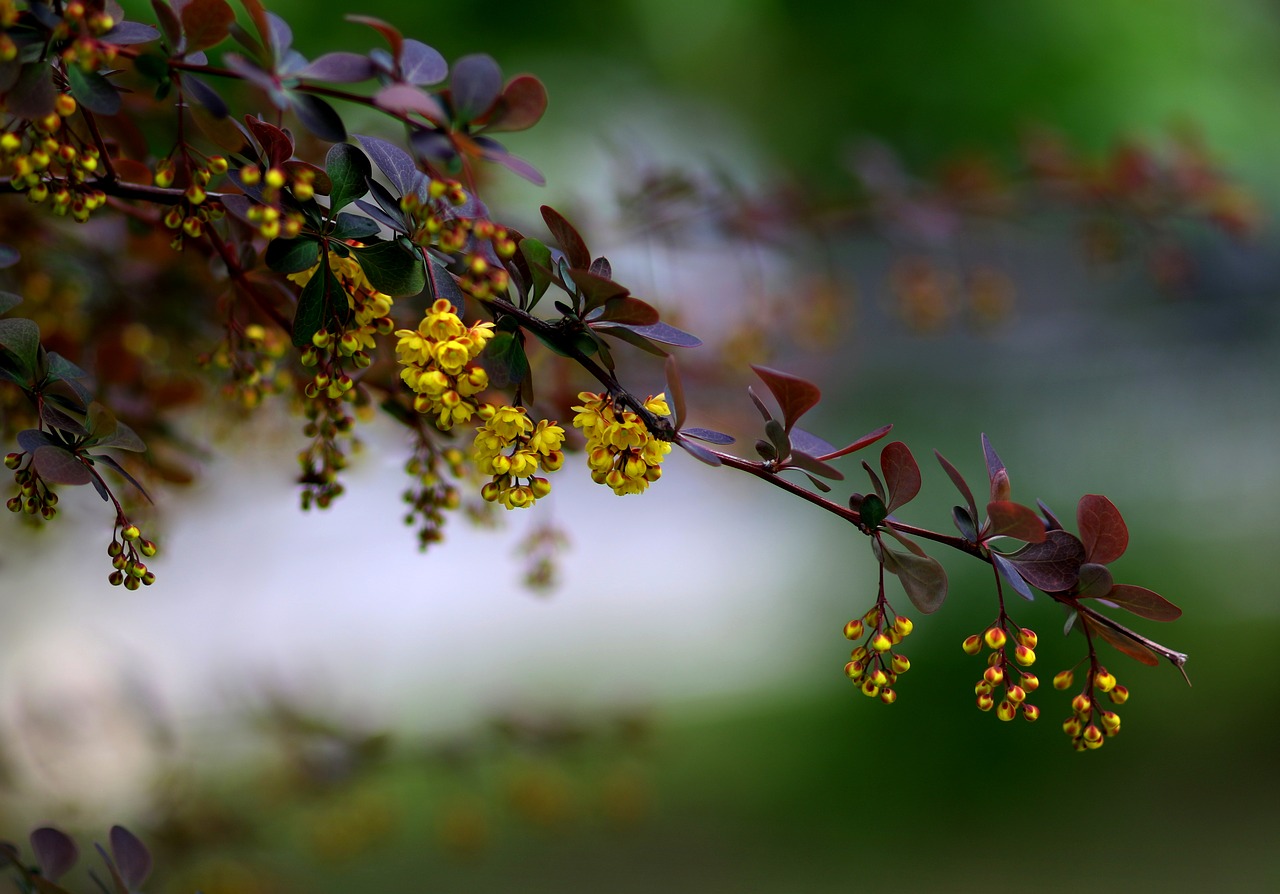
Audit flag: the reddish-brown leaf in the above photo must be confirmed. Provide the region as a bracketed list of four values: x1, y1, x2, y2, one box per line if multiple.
[540, 205, 591, 269]
[181, 0, 235, 53]
[880, 441, 920, 512]
[935, 449, 977, 525]
[482, 75, 549, 132]
[346, 15, 403, 61]
[817, 423, 892, 463]
[243, 115, 294, 168]
[750, 365, 820, 433]
[1005, 530, 1085, 592]
[981, 433, 1011, 503]
[985, 500, 1047, 543]
[1086, 616, 1160, 666]
[1090, 583, 1182, 621]
[1077, 493, 1129, 565]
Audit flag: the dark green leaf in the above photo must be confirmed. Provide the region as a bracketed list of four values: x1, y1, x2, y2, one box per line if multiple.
[952, 505, 978, 542]
[292, 259, 341, 347]
[31, 446, 91, 485]
[858, 493, 888, 530]
[479, 331, 528, 389]
[0, 317, 40, 375]
[764, 418, 789, 462]
[265, 236, 320, 274]
[0, 290, 21, 313]
[354, 240, 425, 297]
[519, 238, 553, 308]
[879, 544, 948, 613]
[750, 365, 820, 433]
[329, 213, 382, 240]
[66, 66, 122, 115]
[324, 142, 372, 212]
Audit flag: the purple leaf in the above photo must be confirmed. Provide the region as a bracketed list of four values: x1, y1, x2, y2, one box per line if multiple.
[400, 39, 447, 86]
[1005, 530, 1085, 592]
[17, 429, 59, 452]
[223, 53, 279, 96]
[789, 426, 836, 458]
[481, 146, 545, 185]
[451, 53, 503, 122]
[185, 74, 228, 118]
[991, 551, 1036, 601]
[677, 437, 723, 466]
[354, 134, 423, 197]
[616, 320, 701, 348]
[985, 500, 1047, 543]
[664, 354, 686, 426]
[1088, 584, 1182, 622]
[680, 427, 734, 445]
[981, 433, 1010, 503]
[265, 11, 293, 64]
[103, 21, 162, 46]
[482, 75, 549, 132]
[540, 206, 591, 270]
[410, 129, 455, 164]
[91, 454, 153, 503]
[296, 52, 376, 84]
[289, 92, 346, 142]
[935, 449, 977, 525]
[346, 15, 403, 61]
[32, 445, 92, 485]
[374, 83, 446, 124]
[29, 827, 78, 882]
[109, 826, 152, 889]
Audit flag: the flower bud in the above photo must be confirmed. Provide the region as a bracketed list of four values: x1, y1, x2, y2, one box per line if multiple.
[843, 619, 864, 640]
[1071, 694, 1092, 716]
[976, 693, 994, 712]
[996, 700, 1017, 721]
[983, 665, 1004, 686]
[1014, 645, 1036, 666]
[844, 661, 864, 680]
[1006, 684, 1026, 704]
[984, 626, 1007, 650]
[893, 615, 914, 636]
[1020, 673, 1039, 692]
[870, 633, 892, 653]
[1101, 711, 1121, 732]
[1022, 704, 1040, 722]
[879, 688, 897, 705]
[121, 524, 141, 541]
[1108, 685, 1130, 705]
[1017, 628, 1038, 649]
[890, 654, 911, 674]
[1094, 669, 1116, 692]
[860, 679, 880, 698]
[1052, 670, 1074, 690]
[962, 634, 983, 656]
[4, 452, 21, 470]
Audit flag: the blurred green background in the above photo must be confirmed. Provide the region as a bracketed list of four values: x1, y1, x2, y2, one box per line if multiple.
[6, 1, 1280, 891]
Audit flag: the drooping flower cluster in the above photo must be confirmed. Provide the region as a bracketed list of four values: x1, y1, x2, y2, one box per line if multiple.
[842, 606, 914, 704]
[1053, 664, 1127, 751]
[471, 405, 566, 509]
[962, 623, 1041, 723]
[571, 392, 672, 495]
[0, 93, 108, 223]
[396, 299, 495, 430]
[106, 521, 157, 590]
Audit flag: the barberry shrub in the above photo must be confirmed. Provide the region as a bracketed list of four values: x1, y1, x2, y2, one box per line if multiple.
[0, 0, 1190, 753]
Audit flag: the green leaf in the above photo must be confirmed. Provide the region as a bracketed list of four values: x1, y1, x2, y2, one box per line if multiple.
[353, 240, 425, 297]
[764, 418, 790, 462]
[519, 238, 553, 309]
[1075, 562, 1114, 600]
[479, 331, 528, 390]
[265, 236, 321, 274]
[324, 142, 372, 213]
[329, 213, 381, 241]
[858, 493, 888, 530]
[292, 259, 341, 347]
[0, 317, 40, 376]
[0, 290, 22, 314]
[66, 66, 122, 115]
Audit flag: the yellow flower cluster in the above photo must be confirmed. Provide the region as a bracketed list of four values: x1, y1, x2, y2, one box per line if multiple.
[842, 607, 914, 704]
[571, 391, 672, 495]
[472, 405, 565, 509]
[396, 299, 495, 429]
[0, 93, 108, 223]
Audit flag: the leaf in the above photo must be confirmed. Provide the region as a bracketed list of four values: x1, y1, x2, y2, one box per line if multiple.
[483, 74, 548, 132]
[540, 206, 591, 270]
[0, 247, 18, 270]
[677, 437, 723, 466]
[815, 423, 892, 463]
[858, 493, 888, 530]
[17, 429, 59, 452]
[985, 500, 1047, 543]
[243, 116, 295, 168]
[7, 63, 57, 119]
[789, 427, 836, 458]
[0, 317, 40, 375]
[952, 505, 978, 542]
[325, 142, 372, 213]
[519, 238, 553, 308]
[479, 331, 528, 390]
[265, 236, 320, 273]
[354, 134, 424, 197]
[568, 269, 630, 312]
[880, 441, 920, 512]
[329, 213, 382, 241]
[65, 66, 121, 116]
[96, 421, 147, 453]
[679, 427, 734, 445]
[590, 324, 667, 356]
[0, 290, 21, 313]
[29, 828, 78, 882]
[346, 15, 403, 61]
[607, 320, 701, 348]
[1037, 499, 1065, 531]
[400, 39, 448, 85]
[296, 52, 376, 84]
[1085, 616, 1160, 667]
[476, 141, 545, 184]
[1077, 493, 1129, 565]
[991, 551, 1037, 601]
[935, 449, 978, 526]
[1089, 584, 1182, 621]
[764, 418, 790, 463]
[592, 296, 658, 326]
[861, 460, 886, 502]
[181, 0, 235, 53]
[1005, 530, 1086, 592]
[354, 240, 425, 297]
[90, 454, 152, 503]
[425, 258, 466, 306]
[32, 446, 91, 486]
[103, 21, 161, 46]
[451, 53, 503, 122]
[880, 545, 949, 614]
[1075, 562, 1115, 599]
[788, 451, 844, 481]
[981, 433, 1011, 503]
[373, 83, 446, 124]
[750, 365, 820, 433]
[109, 825, 152, 890]
[289, 92, 346, 142]
[292, 257, 340, 347]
